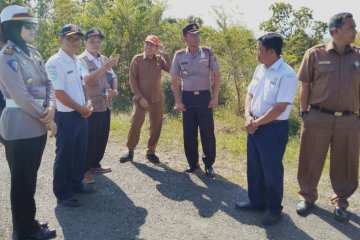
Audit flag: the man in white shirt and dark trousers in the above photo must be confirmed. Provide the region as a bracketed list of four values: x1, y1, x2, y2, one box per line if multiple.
[235, 33, 298, 225]
[46, 24, 95, 207]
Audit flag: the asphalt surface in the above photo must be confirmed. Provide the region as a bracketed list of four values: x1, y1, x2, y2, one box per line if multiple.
[0, 141, 359, 240]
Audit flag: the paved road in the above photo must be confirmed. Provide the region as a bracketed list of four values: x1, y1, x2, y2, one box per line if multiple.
[0, 142, 359, 240]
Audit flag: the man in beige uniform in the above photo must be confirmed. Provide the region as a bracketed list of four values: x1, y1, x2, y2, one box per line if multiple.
[297, 12, 360, 222]
[120, 35, 171, 164]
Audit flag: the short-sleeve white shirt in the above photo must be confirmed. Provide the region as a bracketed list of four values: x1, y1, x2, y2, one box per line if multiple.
[46, 49, 85, 112]
[247, 57, 298, 120]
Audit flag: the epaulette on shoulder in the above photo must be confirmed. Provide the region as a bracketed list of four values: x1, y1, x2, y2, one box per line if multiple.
[312, 44, 326, 50]
[175, 49, 186, 54]
[2, 46, 14, 55]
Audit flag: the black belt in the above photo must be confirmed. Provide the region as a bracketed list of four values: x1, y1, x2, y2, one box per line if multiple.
[310, 105, 359, 116]
[182, 90, 210, 95]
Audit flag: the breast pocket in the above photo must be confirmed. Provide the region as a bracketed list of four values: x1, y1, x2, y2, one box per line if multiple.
[315, 65, 334, 82]
[263, 79, 279, 104]
[65, 70, 77, 83]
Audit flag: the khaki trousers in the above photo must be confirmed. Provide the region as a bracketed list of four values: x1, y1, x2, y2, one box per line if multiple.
[126, 100, 163, 154]
[298, 110, 360, 208]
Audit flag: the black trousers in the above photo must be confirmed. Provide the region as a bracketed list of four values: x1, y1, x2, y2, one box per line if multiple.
[182, 90, 216, 168]
[1, 134, 47, 239]
[85, 110, 110, 170]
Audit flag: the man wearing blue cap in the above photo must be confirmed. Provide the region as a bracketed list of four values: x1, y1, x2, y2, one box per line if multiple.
[170, 23, 221, 178]
[296, 12, 360, 222]
[46, 24, 95, 207]
[79, 29, 118, 183]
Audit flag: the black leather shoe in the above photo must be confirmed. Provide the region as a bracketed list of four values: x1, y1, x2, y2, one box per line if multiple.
[235, 201, 265, 211]
[74, 184, 95, 194]
[34, 220, 48, 228]
[27, 227, 56, 240]
[333, 207, 349, 222]
[185, 164, 200, 173]
[146, 153, 160, 164]
[261, 211, 282, 226]
[119, 150, 134, 163]
[296, 200, 314, 216]
[57, 197, 81, 207]
[205, 167, 215, 178]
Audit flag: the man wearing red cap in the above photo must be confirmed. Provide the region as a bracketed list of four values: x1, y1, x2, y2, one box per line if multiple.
[119, 35, 171, 163]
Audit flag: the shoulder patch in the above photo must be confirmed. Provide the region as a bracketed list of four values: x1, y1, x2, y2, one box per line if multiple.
[3, 47, 14, 55]
[6, 59, 19, 72]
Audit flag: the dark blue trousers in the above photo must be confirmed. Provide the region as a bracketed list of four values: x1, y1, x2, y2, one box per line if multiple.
[247, 121, 288, 214]
[53, 111, 88, 200]
[182, 90, 216, 168]
[85, 110, 110, 170]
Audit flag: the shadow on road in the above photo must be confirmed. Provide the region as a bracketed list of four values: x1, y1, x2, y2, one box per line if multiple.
[311, 206, 360, 239]
[55, 175, 147, 240]
[132, 162, 312, 240]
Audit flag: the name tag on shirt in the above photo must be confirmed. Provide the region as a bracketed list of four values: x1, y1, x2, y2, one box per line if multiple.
[318, 61, 331, 65]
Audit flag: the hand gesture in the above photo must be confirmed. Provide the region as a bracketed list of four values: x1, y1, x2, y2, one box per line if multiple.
[174, 101, 186, 112]
[208, 96, 218, 108]
[46, 120, 57, 138]
[139, 97, 149, 109]
[40, 107, 55, 124]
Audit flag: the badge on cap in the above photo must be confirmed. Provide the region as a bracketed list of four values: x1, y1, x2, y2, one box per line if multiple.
[182, 70, 188, 75]
[6, 59, 18, 72]
[27, 78, 33, 84]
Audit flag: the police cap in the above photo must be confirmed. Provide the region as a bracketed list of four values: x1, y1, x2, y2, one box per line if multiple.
[182, 23, 199, 36]
[0, 5, 38, 23]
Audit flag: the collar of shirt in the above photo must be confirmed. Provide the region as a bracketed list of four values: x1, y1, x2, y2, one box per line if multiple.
[84, 49, 100, 62]
[59, 48, 78, 63]
[84, 49, 102, 68]
[325, 41, 354, 54]
[261, 56, 284, 71]
[185, 47, 201, 57]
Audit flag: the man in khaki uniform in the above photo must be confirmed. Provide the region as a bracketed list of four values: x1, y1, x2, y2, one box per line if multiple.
[119, 35, 171, 164]
[297, 12, 360, 222]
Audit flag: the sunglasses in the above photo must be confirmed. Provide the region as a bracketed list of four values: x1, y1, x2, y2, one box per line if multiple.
[65, 36, 82, 42]
[23, 22, 37, 30]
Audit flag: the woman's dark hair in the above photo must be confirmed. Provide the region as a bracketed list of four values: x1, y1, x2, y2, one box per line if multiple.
[0, 20, 29, 55]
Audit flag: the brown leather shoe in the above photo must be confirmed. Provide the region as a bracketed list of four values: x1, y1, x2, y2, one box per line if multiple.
[83, 171, 95, 184]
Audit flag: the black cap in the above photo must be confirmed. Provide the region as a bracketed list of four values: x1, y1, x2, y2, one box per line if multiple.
[84, 29, 105, 40]
[182, 23, 199, 36]
[60, 24, 83, 37]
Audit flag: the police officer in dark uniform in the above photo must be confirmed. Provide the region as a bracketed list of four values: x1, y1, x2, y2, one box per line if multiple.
[170, 23, 221, 178]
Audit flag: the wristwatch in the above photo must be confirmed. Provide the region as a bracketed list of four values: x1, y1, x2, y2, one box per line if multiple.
[300, 110, 309, 117]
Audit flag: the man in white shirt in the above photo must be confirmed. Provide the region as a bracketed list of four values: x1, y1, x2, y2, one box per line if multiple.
[235, 33, 298, 225]
[46, 24, 94, 207]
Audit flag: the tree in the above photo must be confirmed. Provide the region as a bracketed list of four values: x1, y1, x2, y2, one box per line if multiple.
[354, 33, 360, 46]
[210, 7, 257, 115]
[260, 2, 327, 67]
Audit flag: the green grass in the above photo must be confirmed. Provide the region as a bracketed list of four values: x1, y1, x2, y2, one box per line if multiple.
[109, 106, 333, 187]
